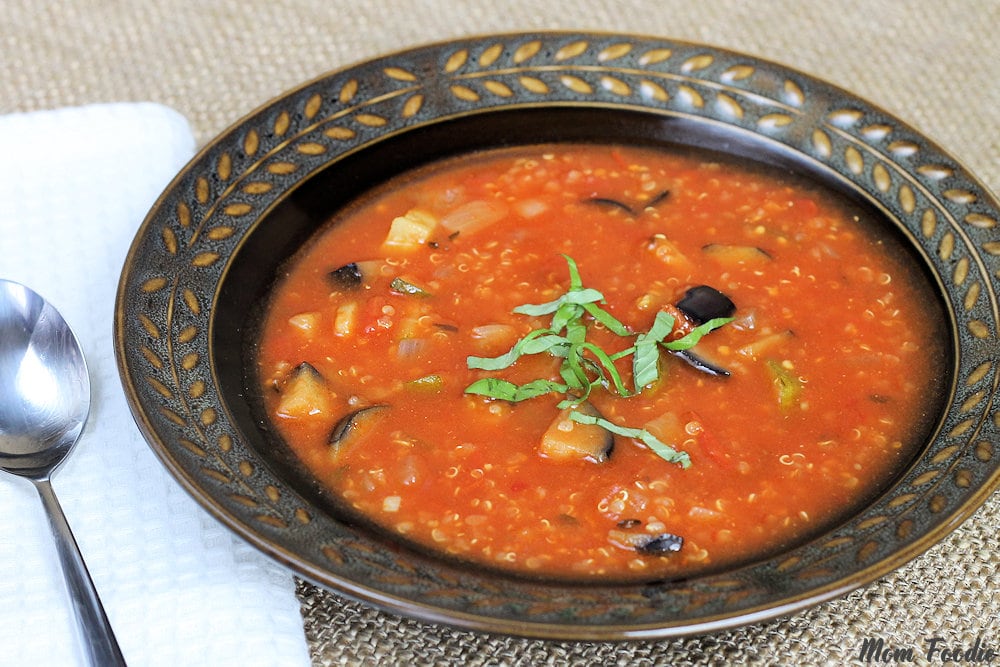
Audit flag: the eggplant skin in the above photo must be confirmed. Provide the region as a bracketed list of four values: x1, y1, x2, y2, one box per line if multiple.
[327, 262, 364, 289]
[675, 285, 736, 324]
[294, 361, 323, 378]
[634, 533, 684, 555]
[329, 405, 389, 450]
[539, 401, 614, 463]
[670, 349, 731, 377]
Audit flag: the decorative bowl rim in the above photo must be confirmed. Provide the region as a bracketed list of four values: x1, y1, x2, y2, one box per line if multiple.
[114, 31, 1000, 639]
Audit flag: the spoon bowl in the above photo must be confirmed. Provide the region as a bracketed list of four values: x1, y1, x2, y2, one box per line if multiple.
[0, 281, 89, 476]
[0, 279, 125, 666]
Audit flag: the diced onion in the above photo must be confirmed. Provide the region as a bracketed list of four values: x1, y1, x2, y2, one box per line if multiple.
[513, 199, 548, 219]
[736, 329, 793, 359]
[470, 323, 517, 352]
[382, 496, 401, 512]
[287, 312, 319, 332]
[440, 199, 508, 235]
[730, 308, 757, 331]
[333, 302, 357, 337]
[396, 337, 427, 358]
[383, 209, 438, 252]
[471, 323, 516, 340]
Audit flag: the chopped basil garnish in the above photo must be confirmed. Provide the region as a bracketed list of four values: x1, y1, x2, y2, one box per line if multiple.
[568, 411, 690, 468]
[464, 254, 732, 466]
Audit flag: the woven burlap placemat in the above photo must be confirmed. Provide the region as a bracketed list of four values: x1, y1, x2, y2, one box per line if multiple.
[5, 1, 997, 664]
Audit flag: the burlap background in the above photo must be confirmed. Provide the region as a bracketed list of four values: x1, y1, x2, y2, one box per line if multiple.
[4, 1, 997, 664]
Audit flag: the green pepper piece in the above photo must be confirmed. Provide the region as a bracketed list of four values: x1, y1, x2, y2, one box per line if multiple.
[390, 277, 433, 297]
[405, 373, 444, 393]
[766, 360, 802, 410]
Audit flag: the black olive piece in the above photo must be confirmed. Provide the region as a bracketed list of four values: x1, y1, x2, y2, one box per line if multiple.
[634, 532, 684, 555]
[327, 262, 363, 289]
[669, 349, 731, 377]
[329, 405, 389, 451]
[675, 285, 736, 324]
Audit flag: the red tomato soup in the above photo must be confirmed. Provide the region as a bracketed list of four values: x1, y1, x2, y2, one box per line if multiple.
[255, 144, 946, 580]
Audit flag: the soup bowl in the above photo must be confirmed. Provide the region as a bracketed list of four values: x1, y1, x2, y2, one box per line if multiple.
[114, 32, 1000, 639]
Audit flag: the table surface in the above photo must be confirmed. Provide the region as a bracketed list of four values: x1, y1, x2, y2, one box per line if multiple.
[4, 1, 998, 664]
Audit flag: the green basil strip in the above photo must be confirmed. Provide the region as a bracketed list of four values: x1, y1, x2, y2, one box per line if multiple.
[465, 377, 567, 402]
[464, 378, 518, 400]
[550, 302, 582, 332]
[631, 342, 661, 389]
[512, 378, 569, 400]
[662, 316, 734, 351]
[520, 333, 571, 356]
[563, 253, 584, 290]
[608, 345, 636, 362]
[582, 302, 630, 336]
[564, 347, 594, 394]
[578, 342, 631, 397]
[568, 411, 691, 468]
[511, 299, 564, 317]
[464, 253, 732, 470]
[512, 287, 605, 317]
[633, 311, 676, 387]
[466, 328, 553, 371]
[557, 393, 590, 409]
[564, 319, 587, 346]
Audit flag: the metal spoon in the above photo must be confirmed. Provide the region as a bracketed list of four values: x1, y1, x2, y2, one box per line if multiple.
[0, 279, 126, 666]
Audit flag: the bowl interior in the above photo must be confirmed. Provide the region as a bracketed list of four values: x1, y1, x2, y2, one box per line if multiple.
[211, 105, 954, 578]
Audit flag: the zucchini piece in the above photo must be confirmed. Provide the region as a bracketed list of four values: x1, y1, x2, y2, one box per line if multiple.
[539, 401, 614, 463]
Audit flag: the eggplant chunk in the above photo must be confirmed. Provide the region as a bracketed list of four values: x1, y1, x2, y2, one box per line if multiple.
[329, 405, 389, 454]
[676, 285, 736, 324]
[539, 401, 613, 463]
[670, 285, 737, 377]
[586, 197, 634, 215]
[634, 532, 684, 555]
[276, 363, 332, 418]
[670, 349, 731, 377]
[702, 243, 772, 265]
[327, 262, 364, 289]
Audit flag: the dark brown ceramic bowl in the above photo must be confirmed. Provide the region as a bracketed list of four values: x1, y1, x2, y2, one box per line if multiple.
[114, 33, 1000, 639]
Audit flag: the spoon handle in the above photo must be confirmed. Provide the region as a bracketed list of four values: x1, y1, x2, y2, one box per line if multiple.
[34, 478, 127, 667]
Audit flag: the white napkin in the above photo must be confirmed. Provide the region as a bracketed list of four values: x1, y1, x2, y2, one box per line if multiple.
[0, 104, 311, 667]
